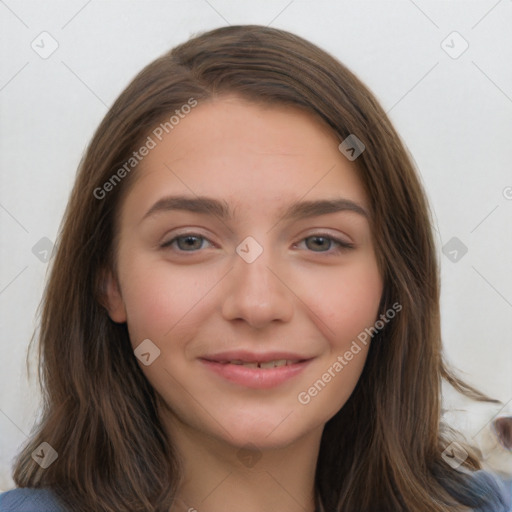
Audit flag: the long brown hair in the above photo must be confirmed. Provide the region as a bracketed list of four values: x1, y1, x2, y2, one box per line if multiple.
[12, 25, 498, 511]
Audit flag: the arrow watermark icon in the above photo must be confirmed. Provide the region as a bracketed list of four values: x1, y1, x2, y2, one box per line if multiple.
[134, 339, 161, 366]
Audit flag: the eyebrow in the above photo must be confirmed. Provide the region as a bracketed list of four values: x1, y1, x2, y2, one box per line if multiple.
[142, 195, 369, 223]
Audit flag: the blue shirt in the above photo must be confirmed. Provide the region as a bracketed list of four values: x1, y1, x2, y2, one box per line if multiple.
[0, 471, 511, 511]
[0, 487, 64, 512]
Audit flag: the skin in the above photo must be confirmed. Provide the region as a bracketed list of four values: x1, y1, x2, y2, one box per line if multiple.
[105, 96, 383, 512]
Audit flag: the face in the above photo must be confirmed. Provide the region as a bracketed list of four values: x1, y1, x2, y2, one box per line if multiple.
[105, 96, 383, 450]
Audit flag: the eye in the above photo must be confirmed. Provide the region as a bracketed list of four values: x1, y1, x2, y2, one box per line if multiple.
[160, 234, 213, 252]
[297, 234, 354, 254]
[160, 232, 353, 254]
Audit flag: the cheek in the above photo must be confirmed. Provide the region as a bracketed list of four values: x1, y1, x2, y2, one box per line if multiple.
[295, 256, 383, 349]
[118, 257, 216, 346]
[293, 261, 381, 418]
[296, 346, 368, 419]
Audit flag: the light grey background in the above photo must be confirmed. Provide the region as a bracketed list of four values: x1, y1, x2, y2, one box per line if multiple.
[1, 0, 511, 491]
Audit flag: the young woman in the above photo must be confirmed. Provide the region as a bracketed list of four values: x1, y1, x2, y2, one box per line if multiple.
[1, 25, 510, 512]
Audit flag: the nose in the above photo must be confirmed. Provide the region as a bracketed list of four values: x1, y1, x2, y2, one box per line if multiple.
[221, 242, 294, 329]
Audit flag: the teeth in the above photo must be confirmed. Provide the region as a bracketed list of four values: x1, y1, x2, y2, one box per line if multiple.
[225, 359, 296, 368]
[259, 359, 288, 369]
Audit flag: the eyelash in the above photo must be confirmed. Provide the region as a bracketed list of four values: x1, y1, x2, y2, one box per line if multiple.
[160, 233, 354, 255]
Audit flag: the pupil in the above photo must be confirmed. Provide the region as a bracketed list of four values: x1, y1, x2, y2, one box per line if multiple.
[309, 236, 328, 251]
[181, 236, 201, 250]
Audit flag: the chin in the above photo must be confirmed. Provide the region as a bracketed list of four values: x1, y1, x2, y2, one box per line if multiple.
[211, 405, 322, 452]
[221, 425, 305, 452]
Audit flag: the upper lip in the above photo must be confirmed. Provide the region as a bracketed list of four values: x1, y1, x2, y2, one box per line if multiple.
[201, 351, 313, 363]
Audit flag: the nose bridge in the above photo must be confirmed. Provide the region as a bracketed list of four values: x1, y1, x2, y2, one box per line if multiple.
[221, 235, 294, 327]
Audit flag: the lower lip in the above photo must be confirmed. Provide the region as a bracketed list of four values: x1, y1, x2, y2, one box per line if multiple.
[200, 359, 312, 389]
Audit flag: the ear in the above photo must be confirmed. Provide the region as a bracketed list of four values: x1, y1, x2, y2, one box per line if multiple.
[100, 269, 127, 323]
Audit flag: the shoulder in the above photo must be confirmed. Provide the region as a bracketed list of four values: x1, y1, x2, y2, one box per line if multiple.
[0, 487, 66, 512]
[469, 470, 512, 512]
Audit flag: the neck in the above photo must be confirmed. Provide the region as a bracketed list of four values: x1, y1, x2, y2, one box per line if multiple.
[162, 413, 322, 512]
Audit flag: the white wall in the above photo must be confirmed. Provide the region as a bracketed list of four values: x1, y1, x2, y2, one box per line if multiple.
[1, 0, 511, 491]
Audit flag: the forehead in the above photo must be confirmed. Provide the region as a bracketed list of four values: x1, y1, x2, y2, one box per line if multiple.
[120, 96, 369, 222]
[163, 95, 340, 155]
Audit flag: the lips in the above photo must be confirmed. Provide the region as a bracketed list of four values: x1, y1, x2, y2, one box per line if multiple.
[200, 351, 314, 389]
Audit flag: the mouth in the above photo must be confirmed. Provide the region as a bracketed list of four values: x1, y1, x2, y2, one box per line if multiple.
[212, 358, 302, 368]
[199, 351, 314, 389]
